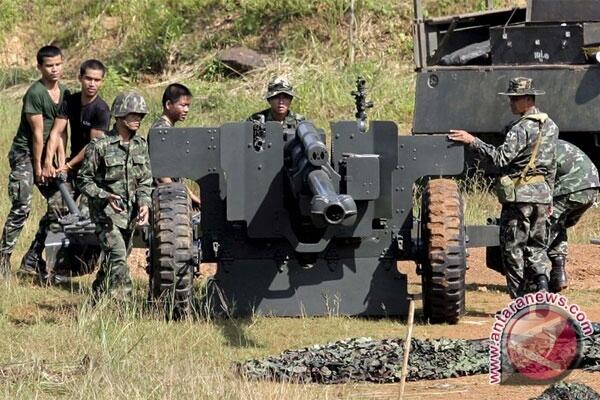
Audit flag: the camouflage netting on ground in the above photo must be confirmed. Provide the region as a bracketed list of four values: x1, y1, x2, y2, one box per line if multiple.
[533, 382, 600, 400]
[236, 324, 600, 384]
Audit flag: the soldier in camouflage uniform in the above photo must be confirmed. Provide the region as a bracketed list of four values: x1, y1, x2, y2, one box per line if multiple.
[248, 76, 305, 133]
[151, 83, 192, 129]
[449, 77, 558, 298]
[77, 92, 153, 299]
[0, 46, 69, 279]
[547, 140, 599, 292]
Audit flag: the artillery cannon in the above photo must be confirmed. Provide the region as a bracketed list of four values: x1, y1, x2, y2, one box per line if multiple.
[146, 78, 500, 322]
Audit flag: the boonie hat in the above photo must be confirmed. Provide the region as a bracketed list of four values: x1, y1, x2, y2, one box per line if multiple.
[499, 77, 545, 96]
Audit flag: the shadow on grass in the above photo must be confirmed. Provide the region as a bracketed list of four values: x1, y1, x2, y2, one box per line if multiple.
[6, 298, 80, 326]
[212, 317, 261, 348]
[465, 283, 507, 293]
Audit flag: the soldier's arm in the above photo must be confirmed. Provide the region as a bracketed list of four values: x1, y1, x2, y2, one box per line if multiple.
[42, 117, 68, 177]
[26, 113, 45, 183]
[135, 147, 153, 210]
[65, 128, 105, 171]
[76, 142, 110, 200]
[469, 124, 526, 168]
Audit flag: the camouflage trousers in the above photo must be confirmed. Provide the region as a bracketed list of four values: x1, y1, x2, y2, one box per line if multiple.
[500, 202, 552, 299]
[92, 220, 134, 298]
[0, 149, 64, 259]
[548, 189, 598, 259]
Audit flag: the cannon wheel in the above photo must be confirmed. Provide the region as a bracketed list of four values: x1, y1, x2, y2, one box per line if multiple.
[420, 178, 467, 324]
[149, 182, 194, 320]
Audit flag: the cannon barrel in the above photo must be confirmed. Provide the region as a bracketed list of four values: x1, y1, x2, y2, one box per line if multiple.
[307, 169, 357, 227]
[296, 121, 328, 167]
[57, 175, 80, 216]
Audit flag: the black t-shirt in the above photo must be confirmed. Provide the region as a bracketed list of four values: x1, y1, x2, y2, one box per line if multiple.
[57, 92, 110, 158]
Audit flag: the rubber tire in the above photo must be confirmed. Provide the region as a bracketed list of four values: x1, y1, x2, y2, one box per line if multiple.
[150, 182, 194, 320]
[421, 178, 467, 324]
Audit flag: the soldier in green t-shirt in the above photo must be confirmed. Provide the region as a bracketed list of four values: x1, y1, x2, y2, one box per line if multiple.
[0, 46, 70, 279]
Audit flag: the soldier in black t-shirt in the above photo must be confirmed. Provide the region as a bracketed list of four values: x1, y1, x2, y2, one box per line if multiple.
[43, 59, 110, 178]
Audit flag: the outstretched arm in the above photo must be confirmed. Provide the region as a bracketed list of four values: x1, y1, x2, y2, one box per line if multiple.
[42, 117, 68, 178]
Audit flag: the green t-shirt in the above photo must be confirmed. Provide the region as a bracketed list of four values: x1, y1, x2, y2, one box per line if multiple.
[10, 80, 69, 154]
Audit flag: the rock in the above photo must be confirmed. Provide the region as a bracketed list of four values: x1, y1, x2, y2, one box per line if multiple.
[217, 47, 267, 74]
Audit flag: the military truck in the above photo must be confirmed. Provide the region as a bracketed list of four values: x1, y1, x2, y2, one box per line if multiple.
[412, 0, 600, 168]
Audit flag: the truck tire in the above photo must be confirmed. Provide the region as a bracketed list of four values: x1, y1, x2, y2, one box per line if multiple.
[150, 182, 194, 320]
[420, 178, 467, 324]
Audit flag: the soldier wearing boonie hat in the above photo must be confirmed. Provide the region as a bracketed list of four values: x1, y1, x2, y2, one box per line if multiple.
[248, 76, 305, 134]
[449, 77, 558, 299]
[77, 91, 153, 301]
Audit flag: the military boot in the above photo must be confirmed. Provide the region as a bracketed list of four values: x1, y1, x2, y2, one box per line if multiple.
[534, 274, 549, 293]
[550, 257, 568, 293]
[0, 253, 11, 279]
[19, 240, 46, 276]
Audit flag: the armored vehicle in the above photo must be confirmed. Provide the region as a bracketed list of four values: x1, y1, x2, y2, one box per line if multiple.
[412, 0, 600, 168]
[144, 79, 500, 323]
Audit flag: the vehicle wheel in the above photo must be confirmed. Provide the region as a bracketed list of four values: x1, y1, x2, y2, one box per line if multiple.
[150, 182, 194, 320]
[420, 178, 467, 324]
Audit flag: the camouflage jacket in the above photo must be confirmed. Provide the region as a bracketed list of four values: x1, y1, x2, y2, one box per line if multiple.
[150, 115, 173, 129]
[470, 107, 558, 204]
[77, 127, 153, 229]
[554, 139, 599, 198]
[248, 109, 305, 135]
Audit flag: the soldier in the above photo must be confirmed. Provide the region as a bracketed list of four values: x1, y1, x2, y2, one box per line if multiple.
[248, 76, 305, 133]
[151, 83, 200, 208]
[449, 77, 558, 298]
[43, 59, 110, 177]
[77, 91, 153, 299]
[0, 45, 70, 279]
[151, 83, 192, 129]
[547, 140, 599, 292]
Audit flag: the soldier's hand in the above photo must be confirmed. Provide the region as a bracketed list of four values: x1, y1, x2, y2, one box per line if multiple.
[41, 164, 56, 180]
[34, 165, 45, 184]
[56, 163, 70, 175]
[448, 130, 476, 145]
[107, 194, 125, 213]
[137, 205, 149, 226]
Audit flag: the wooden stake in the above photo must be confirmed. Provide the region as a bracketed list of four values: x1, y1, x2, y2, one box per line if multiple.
[398, 300, 415, 400]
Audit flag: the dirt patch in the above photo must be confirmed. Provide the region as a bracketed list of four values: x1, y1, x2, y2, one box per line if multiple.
[0, 26, 37, 68]
[392, 243, 600, 399]
[347, 371, 600, 400]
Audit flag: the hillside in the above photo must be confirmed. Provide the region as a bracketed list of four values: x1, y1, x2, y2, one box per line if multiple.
[0, 0, 525, 131]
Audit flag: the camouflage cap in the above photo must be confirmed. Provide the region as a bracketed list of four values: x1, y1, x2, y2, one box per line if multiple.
[265, 76, 296, 99]
[111, 91, 149, 118]
[499, 77, 545, 96]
